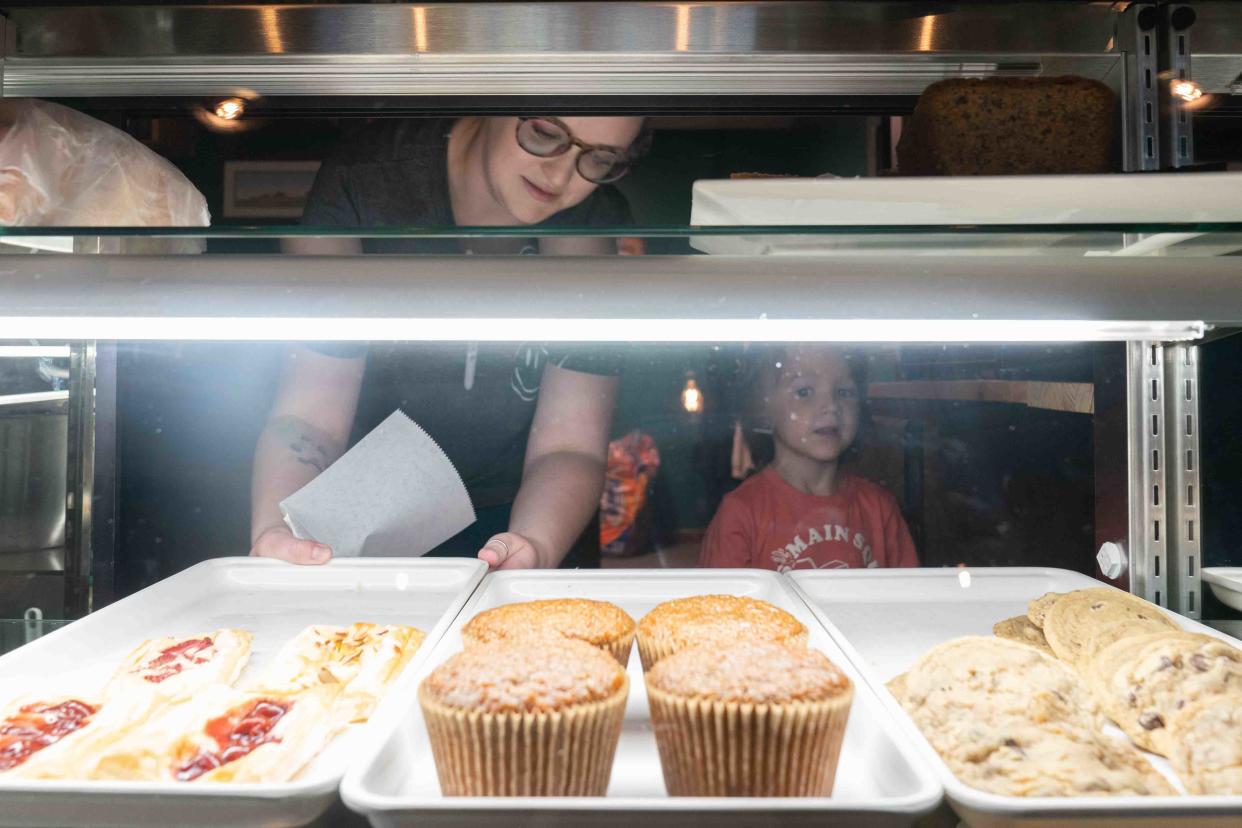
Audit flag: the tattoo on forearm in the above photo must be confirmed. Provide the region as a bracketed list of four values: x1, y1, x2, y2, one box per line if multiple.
[269, 416, 340, 474]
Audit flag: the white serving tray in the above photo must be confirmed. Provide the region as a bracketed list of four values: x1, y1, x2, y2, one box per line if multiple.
[341, 569, 942, 827]
[688, 173, 1242, 257]
[787, 567, 1242, 828]
[1203, 568, 1242, 614]
[0, 556, 486, 828]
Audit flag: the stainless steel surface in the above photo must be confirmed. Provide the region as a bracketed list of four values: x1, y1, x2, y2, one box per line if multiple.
[0, 548, 64, 574]
[1165, 342, 1202, 619]
[1128, 341, 1168, 606]
[0, 400, 67, 559]
[3, 2, 1123, 98]
[0, 253, 1231, 338]
[1185, 1, 1242, 94]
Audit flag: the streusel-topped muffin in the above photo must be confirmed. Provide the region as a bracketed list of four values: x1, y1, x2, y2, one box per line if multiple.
[419, 637, 628, 796]
[645, 642, 853, 796]
[637, 594, 807, 670]
[461, 598, 635, 664]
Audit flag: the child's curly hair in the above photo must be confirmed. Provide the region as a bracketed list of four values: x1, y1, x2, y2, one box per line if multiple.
[734, 344, 871, 471]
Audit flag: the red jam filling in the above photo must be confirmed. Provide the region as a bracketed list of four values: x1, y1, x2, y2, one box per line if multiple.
[174, 698, 290, 782]
[138, 637, 214, 684]
[0, 699, 98, 771]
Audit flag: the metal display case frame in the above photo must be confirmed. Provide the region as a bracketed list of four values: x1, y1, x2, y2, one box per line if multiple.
[0, 1, 1240, 620]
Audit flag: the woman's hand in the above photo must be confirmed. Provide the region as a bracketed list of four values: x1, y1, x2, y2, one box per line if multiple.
[478, 533, 545, 570]
[250, 525, 332, 565]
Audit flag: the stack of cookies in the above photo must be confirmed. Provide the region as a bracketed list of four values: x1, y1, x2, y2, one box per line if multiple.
[1020, 589, 1242, 795]
[893, 585, 1242, 797]
[888, 635, 1171, 797]
[638, 595, 854, 797]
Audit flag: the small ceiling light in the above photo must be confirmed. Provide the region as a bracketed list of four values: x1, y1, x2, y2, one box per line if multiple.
[1171, 79, 1204, 103]
[681, 375, 703, 414]
[214, 97, 246, 120]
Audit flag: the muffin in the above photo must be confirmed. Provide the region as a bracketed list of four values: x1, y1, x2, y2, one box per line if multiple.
[461, 598, 636, 665]
[418, 637, 628, 796]
[637, 594, 807, 671]
[645, 642, 853, 796]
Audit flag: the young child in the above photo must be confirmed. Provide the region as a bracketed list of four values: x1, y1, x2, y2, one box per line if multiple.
[699, 345, 918, 571]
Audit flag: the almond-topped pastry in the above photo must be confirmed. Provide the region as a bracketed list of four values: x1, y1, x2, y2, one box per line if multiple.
[645, 642, 853, 796]
[461, 598, 636, 664]
[419, 637, 628, 796]
[637, 594, 807, 670]
[248, 622, 426, 729]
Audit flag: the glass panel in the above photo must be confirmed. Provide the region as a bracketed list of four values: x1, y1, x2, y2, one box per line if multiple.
[0, 619, 72, 656]
[3, 338, 1117, 602]
[1, 228, 1242, 260]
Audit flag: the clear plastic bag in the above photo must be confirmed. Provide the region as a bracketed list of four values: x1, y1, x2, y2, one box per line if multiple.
[0, 99, 210, 229]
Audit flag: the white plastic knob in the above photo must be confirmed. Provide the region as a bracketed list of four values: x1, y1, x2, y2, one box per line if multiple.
[1097, 541, 1128, 580]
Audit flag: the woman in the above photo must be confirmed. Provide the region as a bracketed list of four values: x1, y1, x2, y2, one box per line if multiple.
[250, 115, 647, 570]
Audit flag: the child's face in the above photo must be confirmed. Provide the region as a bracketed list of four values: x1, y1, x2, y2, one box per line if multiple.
[764, 347, 861, 466]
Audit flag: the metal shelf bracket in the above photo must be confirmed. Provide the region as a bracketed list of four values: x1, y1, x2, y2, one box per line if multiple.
[1164, 342, 1202, 618]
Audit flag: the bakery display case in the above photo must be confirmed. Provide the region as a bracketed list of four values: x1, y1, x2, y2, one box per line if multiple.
[3, 1, 1242, 826]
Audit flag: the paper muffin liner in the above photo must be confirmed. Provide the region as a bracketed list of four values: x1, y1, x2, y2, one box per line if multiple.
[638, 630, 808, 673]
[461, 629, 636, 667]
[608, 630, 636, 666]
[418, 677, 629, 796]
[645, 680, 852, 797]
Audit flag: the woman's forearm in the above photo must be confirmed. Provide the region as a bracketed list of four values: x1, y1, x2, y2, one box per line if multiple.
[507, 450, 608, 568]
[250, 415, 346, 543]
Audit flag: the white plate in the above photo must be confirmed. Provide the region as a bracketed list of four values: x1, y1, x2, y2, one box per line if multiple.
[1203, 568, 1242, 614]
[787, 566, 1242, 828]
[0, 556, 486, 828]
[341, 568, 942, 827]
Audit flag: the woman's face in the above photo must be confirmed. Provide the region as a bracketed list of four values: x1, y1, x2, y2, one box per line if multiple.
[479, 116, 644, 225]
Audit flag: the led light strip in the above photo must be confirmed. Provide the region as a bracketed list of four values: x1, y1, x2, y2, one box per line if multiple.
[0, 317, 1206, 343]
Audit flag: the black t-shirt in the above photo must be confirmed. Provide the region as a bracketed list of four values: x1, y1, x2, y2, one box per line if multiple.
[302, 119, 629, 513]
[302, 118, 632, 251]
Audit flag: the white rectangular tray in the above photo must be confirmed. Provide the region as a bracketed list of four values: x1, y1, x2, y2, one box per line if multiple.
[688, 173, 1242, 257]
[787, 567, 1242, 828]
[0, 556, 486, 828]
[341, 568, 942, 827]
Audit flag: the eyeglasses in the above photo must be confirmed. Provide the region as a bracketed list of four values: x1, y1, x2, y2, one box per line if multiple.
[515, 117, 634, 184]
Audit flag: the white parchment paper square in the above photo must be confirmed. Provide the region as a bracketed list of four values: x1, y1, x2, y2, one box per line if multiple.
[280, 410, 476, 557]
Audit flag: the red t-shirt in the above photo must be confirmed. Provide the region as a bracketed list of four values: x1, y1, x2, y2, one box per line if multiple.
[699, 467, 919, 571]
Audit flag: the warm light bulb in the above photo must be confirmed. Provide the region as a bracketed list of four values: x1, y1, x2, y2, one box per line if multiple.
[214, 98, 246, 120]
[1171, 80, 1204, 102]
[681, 377, 703, 414]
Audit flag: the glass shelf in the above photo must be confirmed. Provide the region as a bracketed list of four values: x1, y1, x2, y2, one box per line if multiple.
[0, 224, 1240, 259]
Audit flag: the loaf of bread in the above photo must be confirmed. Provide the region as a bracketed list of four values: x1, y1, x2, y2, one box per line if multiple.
[897, 77, 1116, 175]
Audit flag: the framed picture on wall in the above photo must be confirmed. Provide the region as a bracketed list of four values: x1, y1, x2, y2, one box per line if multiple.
[222, 161, 321, 219]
